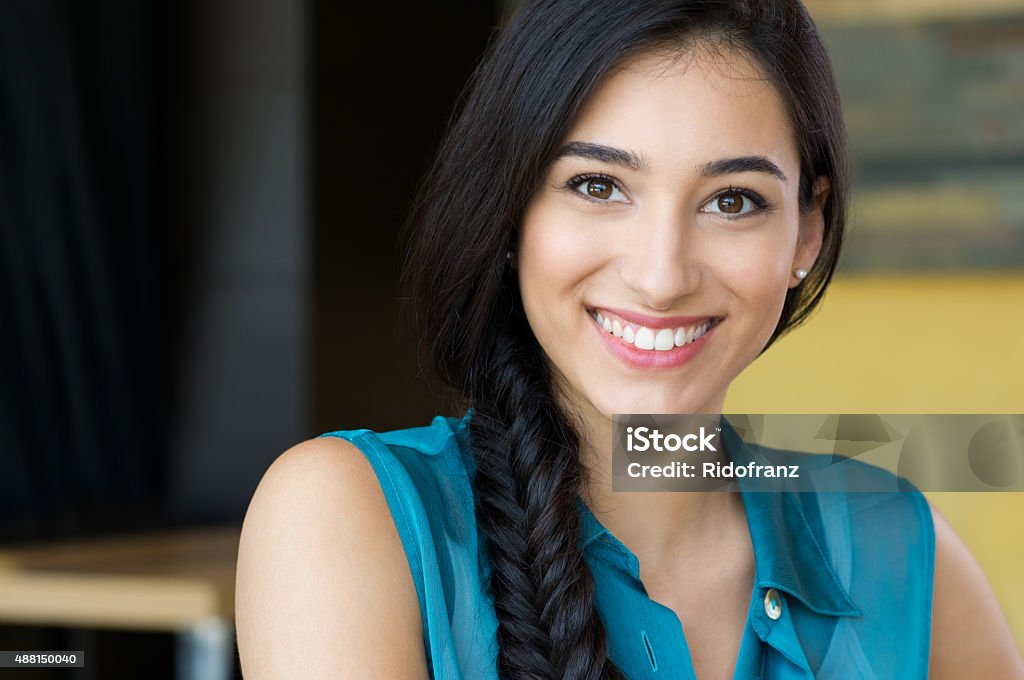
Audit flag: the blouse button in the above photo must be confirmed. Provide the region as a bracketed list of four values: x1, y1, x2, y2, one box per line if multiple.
[764, 588, 784, 620]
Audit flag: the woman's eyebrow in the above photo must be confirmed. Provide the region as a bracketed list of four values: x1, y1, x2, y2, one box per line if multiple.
[555, 141, 647, 171]
[556, 143, 787, 184]
[698, 156, 788, 182]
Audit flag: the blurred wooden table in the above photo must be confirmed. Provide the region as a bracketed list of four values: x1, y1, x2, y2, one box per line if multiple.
[0, 526, 240, 680]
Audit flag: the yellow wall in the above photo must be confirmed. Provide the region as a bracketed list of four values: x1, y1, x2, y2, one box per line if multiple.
[725, 273, 1024, 650]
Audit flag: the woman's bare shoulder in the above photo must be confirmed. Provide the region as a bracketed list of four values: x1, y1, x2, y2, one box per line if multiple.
[235, 437, 429, 680]
[927, 501, 1024, 679]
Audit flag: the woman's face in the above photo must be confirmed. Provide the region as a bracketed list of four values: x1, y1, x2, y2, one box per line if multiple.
[517, 46, 826, 430]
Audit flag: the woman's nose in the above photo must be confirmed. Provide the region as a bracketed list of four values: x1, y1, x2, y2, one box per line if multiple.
[618, 211, 703, 311]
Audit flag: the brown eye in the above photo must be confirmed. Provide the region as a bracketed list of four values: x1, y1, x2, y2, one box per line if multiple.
[717, 191, 743, 214]
[569, 175, 626, 202]
[702, 188, 766, 217]
[587, 180, 613, 200]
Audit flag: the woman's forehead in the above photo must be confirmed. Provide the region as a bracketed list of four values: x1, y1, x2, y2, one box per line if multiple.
[562, 46, 799, 175]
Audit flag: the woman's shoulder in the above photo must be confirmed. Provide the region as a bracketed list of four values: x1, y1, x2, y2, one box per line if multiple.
[317, 413, 478, 537]
[235, 428, 437, 678]
[247, 412, 476, 545]
[745, 443, 936, 549]
[237, 413, 495, 678]
[928, 503, 1024, 678]
[795, 454, 1020, 678]
[320, 412, 474, 480]
[781, 451, 937, 579]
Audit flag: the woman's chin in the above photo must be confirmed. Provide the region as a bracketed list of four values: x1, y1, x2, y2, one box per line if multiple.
[593, 394, 717, 419]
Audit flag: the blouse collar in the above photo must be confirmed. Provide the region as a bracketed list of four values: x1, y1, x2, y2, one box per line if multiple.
[576, 417, 861, 619]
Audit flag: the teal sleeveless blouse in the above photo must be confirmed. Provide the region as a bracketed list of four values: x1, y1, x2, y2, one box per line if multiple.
[321, 413, 934, 679]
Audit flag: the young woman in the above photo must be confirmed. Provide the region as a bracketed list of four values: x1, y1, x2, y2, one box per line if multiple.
[236, 1, 1023, 677]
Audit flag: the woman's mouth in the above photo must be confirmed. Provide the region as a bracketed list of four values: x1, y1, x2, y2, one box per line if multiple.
[588, 309, 719, 352]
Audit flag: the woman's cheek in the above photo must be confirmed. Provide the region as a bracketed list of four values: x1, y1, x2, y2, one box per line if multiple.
[717, 234, 788, 285]
[521, 213, 609, 292]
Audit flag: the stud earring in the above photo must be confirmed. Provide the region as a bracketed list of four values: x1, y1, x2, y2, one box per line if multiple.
[793, 268, 808, 280]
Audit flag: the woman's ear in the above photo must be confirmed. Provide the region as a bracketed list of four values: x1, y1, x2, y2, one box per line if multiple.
[791, 176, 830, 287]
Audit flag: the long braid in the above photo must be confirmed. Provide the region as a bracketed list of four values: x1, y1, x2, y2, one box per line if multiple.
[468, 330, 625, 680]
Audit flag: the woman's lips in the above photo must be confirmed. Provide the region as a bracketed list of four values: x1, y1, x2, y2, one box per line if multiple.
[588, 308, 719, 369]
[588, 308, 718, 350]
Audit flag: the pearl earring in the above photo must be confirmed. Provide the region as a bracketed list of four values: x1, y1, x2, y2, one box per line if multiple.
[794, 268, 808, 280]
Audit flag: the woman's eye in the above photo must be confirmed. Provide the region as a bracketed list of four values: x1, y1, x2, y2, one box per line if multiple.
[702, 189, 763, 216]
[570, 176, 627, 202]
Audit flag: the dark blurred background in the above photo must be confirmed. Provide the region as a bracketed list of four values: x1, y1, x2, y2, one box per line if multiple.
[1, 0, 498, 537]
[0, 0, 496, 677]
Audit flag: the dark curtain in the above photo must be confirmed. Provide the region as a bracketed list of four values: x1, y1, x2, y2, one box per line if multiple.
[0, 1, 180, 540]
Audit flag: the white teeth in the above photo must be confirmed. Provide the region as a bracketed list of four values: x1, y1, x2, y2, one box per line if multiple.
[654, 328, 675, 351]
[634, 327, 655, 350]
[592, 310, 714, 352]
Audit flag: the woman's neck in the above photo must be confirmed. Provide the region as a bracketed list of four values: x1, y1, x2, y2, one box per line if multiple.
[576, 409, 748, 571]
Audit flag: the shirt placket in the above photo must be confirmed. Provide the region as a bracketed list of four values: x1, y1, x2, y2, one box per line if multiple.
[748, 586, 815, 679]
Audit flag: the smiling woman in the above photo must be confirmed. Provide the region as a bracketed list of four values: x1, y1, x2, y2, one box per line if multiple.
[235, 1, 1023, 678]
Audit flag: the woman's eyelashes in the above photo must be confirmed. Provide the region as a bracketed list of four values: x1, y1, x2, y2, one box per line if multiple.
[700, 188, 771, 218]
[563, 174, 772, 219]
[565, 173, 629, 203]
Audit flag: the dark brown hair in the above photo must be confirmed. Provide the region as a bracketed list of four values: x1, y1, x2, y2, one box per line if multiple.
[403, 1, 847, 677]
